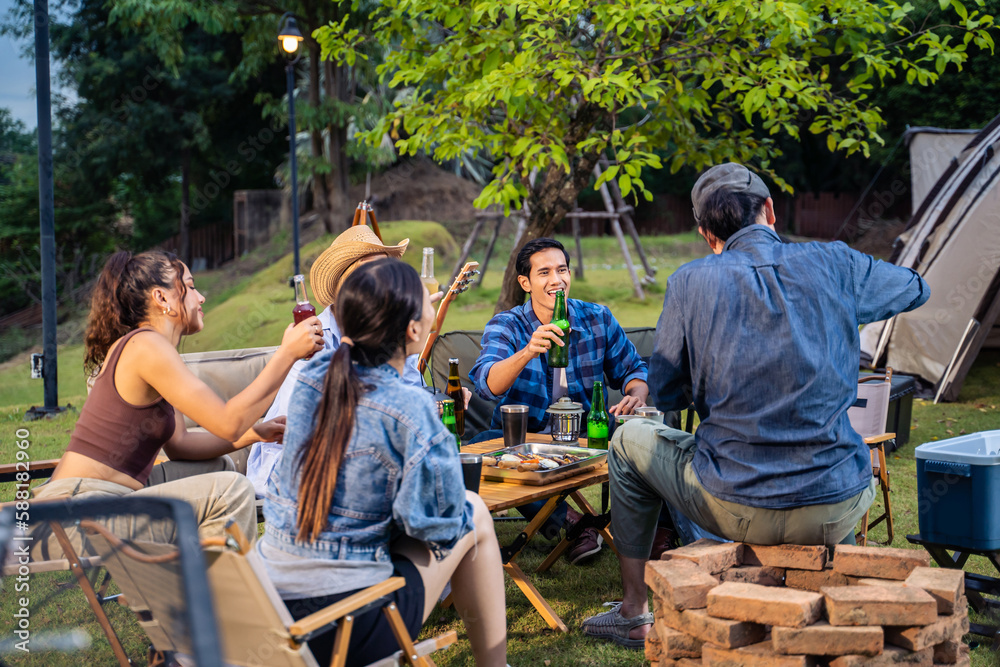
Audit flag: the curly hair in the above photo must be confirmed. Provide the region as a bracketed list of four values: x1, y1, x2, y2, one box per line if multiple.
[83, 250, 188, 377]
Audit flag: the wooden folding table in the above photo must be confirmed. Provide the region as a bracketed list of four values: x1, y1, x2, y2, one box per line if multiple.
[464, 434, 615, 632]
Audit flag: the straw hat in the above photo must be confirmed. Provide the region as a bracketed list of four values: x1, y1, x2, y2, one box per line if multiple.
[310, 226, 409, 307]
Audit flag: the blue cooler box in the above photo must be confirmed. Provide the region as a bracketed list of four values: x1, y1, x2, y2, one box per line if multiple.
[916, 431, 1000, 550]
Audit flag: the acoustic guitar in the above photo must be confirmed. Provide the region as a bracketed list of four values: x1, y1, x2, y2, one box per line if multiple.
[417, 261, 480, 374]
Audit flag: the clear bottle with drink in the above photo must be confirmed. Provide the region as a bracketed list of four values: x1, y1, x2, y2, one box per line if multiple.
[292, 274, 317, 359]
[547, 289, 570, 368]
[441, 398, 461, 449]
[421, 247, 440, 295]
[292, 274, 316, 324]
[447, 357, 466, 437]
[587, 380, 609, 449]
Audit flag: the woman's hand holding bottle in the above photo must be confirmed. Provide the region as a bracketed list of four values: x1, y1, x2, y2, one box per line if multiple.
[282, 316, 324, 360]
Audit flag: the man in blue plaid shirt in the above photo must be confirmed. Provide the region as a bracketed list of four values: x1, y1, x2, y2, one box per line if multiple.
[470, 238, 649, 563]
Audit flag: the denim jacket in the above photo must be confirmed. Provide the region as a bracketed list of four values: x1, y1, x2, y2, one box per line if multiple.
[261, 349, 473, 570]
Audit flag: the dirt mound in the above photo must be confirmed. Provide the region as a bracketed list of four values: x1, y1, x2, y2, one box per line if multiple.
[851, 220, 907, 259]
[350, 157, 483, 223]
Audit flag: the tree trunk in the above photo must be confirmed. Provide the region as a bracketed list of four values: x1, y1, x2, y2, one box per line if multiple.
[326, 59, 350, 214]
[180, 147, 192, 267]
[323, 60, 351, 221]
[307, 41, 335, 234]
[495, 151, 602, 313]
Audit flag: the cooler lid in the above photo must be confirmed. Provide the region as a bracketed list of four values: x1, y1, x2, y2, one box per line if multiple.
[915, 430, 1000, 465]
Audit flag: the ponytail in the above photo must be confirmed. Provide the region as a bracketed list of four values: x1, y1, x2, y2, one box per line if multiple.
[295, 344, 363, 542]
[83, 250, 189, 377]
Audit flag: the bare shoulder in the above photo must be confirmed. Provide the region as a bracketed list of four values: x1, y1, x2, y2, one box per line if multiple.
[118, 329, 184, 371]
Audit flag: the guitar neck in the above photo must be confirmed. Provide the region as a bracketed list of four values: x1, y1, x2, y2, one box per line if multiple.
[416, 261, 478, 376]
[417, 299, 452, 374]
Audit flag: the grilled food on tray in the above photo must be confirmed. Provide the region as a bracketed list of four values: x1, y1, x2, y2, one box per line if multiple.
[481, 451, 586, 472]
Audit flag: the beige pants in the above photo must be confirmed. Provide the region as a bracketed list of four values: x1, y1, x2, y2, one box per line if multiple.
[31, 458, 257, 561]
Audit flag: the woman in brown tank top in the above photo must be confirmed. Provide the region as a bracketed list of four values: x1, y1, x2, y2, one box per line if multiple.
[34, 250, 324, 547]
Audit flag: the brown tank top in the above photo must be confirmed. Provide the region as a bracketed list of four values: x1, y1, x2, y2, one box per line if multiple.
[66, 328, 176, 485]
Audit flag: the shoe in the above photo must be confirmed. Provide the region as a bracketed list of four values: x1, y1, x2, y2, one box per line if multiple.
[567, 527, 603, 564]
[649, 525, 677, 561]
[581, 601, 653, 649]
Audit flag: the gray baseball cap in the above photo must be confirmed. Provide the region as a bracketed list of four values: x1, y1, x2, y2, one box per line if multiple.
[691, 163, 771, 223]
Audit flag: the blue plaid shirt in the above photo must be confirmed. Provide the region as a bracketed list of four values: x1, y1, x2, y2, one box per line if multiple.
[470, 298, 647, 431]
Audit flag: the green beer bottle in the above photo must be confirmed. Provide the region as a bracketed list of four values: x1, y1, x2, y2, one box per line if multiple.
[441, 398, 461, 449]
[587, 381, 609, 449]
[547, 289, 570, 368]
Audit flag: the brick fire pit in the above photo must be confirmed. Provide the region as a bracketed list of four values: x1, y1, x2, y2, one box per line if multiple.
[644, 540, 969, 666]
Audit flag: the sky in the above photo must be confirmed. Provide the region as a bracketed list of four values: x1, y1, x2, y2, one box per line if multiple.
[0, 0, 73, 131]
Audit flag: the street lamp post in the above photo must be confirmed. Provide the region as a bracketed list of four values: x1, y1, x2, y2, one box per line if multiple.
[278, 14, 304, 277]
[27, 0, 67, 420]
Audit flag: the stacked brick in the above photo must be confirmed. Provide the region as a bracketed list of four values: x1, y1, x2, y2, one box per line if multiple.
[644, 540, 970, 667]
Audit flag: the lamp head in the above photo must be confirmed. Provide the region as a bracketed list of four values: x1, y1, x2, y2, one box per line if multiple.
[278, 16, 304, 54]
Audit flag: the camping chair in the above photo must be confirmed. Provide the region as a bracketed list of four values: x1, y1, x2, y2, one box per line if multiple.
[86, 518, 457, 667]
[0, 496, 223, 666]
[428, 330, 498, 441]
[849, 368, 896, 547]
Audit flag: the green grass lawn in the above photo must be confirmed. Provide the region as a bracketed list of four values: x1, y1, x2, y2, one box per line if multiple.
[2, 226, 1000, 665]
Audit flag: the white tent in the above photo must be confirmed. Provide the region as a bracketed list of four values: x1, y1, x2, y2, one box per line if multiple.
[905, 127, 979, 211]
[860, 120, 1000, 402]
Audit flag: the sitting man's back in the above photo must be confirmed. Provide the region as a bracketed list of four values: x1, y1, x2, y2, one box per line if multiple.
[656, 214, 926, 509]
[582, 161, 930, 650]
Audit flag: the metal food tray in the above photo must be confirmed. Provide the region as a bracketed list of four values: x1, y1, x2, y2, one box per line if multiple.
[480, 443, 607, 485]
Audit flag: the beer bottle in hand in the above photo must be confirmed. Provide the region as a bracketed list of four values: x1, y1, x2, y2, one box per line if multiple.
[441, 399, 460, 450]
[587, 381, 609, 450]
[447, 357, 466, 437]
[547, 289, 570, 368]
[420, 247, 439, 295]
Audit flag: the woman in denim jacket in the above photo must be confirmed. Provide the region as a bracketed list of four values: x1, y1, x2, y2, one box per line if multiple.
[258, 258, 507, 667]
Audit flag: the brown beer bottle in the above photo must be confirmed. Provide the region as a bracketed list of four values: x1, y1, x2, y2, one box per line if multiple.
[447, 357, 466, 437]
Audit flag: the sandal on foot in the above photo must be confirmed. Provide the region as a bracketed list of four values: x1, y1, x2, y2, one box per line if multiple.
[580, 601, 653, 649]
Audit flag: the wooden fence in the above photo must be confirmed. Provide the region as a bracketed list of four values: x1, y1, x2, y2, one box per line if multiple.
[155, 221, 235, 270]
[0, 303, 42, 330]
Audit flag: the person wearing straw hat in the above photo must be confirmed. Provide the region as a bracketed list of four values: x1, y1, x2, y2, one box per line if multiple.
[248, 225, 470, 493]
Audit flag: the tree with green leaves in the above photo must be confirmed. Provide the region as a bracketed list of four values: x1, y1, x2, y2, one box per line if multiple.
[0, 118, 117, 316]
[109, 0, 384, 234]
[318, 0, 995, 311]
[1, 0, 286, 301]
[0, 109, 35, 161]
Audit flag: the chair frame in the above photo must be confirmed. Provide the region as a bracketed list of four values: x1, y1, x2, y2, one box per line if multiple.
[87, 519, 455, 667]
[0, 496, 224, 666]
[853, 369, 896, 547]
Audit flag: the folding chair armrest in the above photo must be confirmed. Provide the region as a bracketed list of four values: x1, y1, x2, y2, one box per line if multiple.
[0, 459, 58, 484]
[863, 433, 896, 445]
[288, 576, 406, 637]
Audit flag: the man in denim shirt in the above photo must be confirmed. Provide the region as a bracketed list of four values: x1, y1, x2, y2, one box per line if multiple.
[470, 238, 649, 563]
[583, 163, 930, 648]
